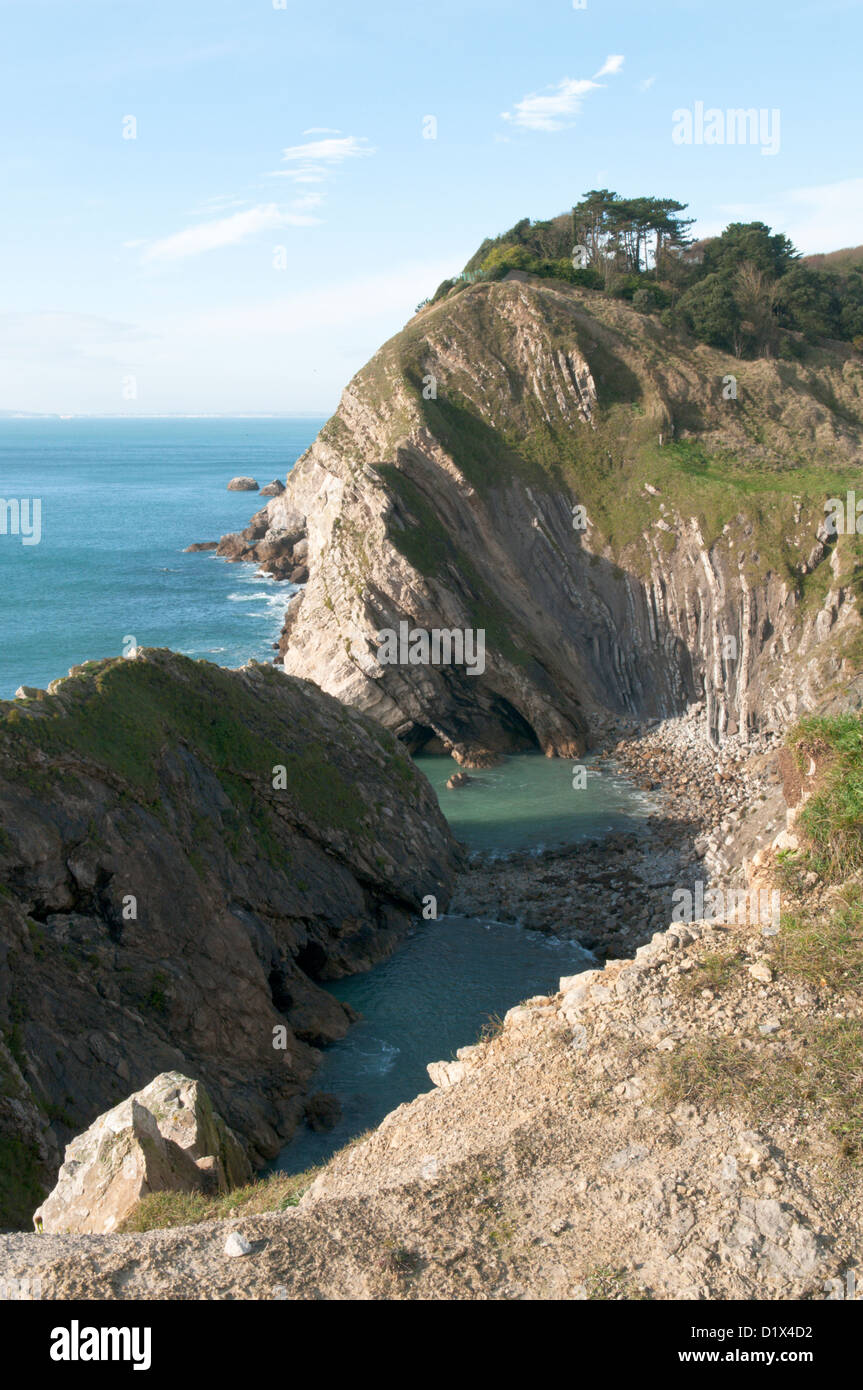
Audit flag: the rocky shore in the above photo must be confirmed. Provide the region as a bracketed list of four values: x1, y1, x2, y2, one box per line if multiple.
[1, 697, 860, 1299]
[451, 705, 785, 959]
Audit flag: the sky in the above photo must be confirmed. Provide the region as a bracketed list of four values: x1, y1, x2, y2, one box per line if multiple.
[1, 0, 862, 416]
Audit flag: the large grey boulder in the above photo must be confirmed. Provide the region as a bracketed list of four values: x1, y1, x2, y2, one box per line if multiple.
[33, 1073, 251, 1234]
[227, 477, 259, 491]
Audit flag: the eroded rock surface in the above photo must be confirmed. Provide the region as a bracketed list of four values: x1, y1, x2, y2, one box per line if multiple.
[34, 1073, 250, 1235]
[220, 277, 863, 759]
[0, 650, 457, 1225]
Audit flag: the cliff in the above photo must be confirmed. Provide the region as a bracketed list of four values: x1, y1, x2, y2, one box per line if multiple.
[221, 274, 863, 758]
[0, 650, 457, 1226]
[5, 710, 859, 1299]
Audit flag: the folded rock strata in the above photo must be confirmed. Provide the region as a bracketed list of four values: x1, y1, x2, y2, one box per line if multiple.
[220, 276, 863, 757]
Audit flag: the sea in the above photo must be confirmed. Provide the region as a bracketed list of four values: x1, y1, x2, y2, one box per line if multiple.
[0, 417, 324, 700]
[0, 416, 653, 1169]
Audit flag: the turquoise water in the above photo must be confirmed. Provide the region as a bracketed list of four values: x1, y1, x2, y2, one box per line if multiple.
[414, 756, 650, 850]
[271, 915, 595, 1175]
[414, 751, 654, 854]
[0, 419, 647, 1178]
[0, 418, 324, 699]
[272, 752, 652, 1173]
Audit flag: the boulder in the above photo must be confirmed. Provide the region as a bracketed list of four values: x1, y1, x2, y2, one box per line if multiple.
[227, 477, 259, 491]
[446, 771, 473, 790]
[183, 541, 218, 552]
[33, 1073, 251, 1234]
[304, 1092, 342, 1132]
[259, 479, 286, 497]
[216, 531, 245, 558]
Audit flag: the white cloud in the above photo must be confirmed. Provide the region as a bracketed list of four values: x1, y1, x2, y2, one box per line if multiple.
[278, 135, 375, 165]
[595, 55, 625, 78]
[638, 75, 656, 92]
[501, 56, 624, 132]
[0, 260, 458, 413]
[158, 260, 455, 340]
[140, 204, 319, 264]
[704, 177, 863, 256]
[265, 134, 375, 196]
[0, 312, 151, 365]
[291, 192, 325, 211]
[189, 194, 249, 216]
[266, 165, 330, 183]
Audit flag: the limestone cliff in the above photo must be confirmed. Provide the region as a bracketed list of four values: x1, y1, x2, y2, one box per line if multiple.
[221, 274, 863, 755]
[0, 650, 457, 1226]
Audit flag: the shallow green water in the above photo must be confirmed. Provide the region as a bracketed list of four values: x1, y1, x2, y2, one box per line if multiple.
[271, 753, 653, 1175]
[413, 750, 655, 854]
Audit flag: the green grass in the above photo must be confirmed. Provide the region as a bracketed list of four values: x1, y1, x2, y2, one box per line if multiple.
[676, 951, 745, 997]
[118, 1168, 318, 1232]
[787, 713, 863, 879]
[581, 1264, 649, 1301]
[772, 887, 863, 992]
[0, 653, 371, 841]
[366, 277, 863, 597]
[653, 1019, 863, 1162]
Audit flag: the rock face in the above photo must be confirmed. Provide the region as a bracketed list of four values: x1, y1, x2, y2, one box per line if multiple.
[34, 1073, 251, 1234]
[222, 276, 863, 756]
[0, 649, 457, 1226]
[227, 477, 259, 492]
[216, 499, 308, 581]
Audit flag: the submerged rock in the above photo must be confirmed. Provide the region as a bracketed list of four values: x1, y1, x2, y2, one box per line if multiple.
[446, 771, 473, 790]
[304, 1093, 342, 1132]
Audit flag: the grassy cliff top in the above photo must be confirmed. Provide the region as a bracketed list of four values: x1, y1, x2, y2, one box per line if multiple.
[342, 276, 863, 596]
[0, 649, 430, 841]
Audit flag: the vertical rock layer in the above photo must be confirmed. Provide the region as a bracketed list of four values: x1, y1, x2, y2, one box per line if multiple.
[224, 276, 863, 753]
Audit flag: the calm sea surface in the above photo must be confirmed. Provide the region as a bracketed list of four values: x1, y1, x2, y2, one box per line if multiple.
[0, 418, 324, 699]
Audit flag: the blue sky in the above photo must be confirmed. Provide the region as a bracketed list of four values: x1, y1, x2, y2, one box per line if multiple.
[1, 0, 861, 415]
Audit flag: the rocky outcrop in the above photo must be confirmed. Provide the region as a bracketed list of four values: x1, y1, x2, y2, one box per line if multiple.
[222, 276, 863, 756]
[260, 479, 286, 498]
[34, 1073, 250, 1235]
[216, 497, 308, 581]
[7, 909, 860, 1299]
[0, 649, 457, 1226]
[227, 477, 259, 491]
